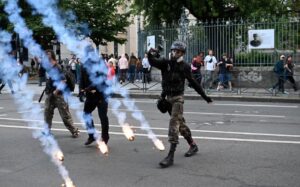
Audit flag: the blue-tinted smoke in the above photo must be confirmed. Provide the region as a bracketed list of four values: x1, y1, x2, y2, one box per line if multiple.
[25, 0, 164, 148]
[3, 0, 104, 157]
[0, 30, 74, 185]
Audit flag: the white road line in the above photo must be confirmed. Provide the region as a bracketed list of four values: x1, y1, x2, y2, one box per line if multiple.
[0, 107, 3, 109]
[213, 103, 298, 108]
[0, 114, 7, 117]
[0, 124, 300, 145]
[184, 112, 285, 118]
[30, 102, 286, 118]
[0, 118, 299, 138]
[18, 110, 44, 114]
[108, 109, 144, 112]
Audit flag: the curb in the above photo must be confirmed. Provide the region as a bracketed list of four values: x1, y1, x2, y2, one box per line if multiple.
[112, 92, 300, 103]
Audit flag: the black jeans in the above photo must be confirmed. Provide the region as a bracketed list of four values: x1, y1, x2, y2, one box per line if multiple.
[83, 96, 109, 141]
[272, 75, 285, 93]
[286, 75, 298, 91]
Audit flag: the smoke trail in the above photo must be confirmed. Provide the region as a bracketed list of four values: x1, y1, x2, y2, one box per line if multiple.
[25, 0, 165, 150]
[0, 30, 75, 187]
[2, 0, 108, 157]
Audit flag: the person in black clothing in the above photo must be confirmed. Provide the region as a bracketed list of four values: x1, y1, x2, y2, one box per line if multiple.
[148, 41, 212, 168]
[36, 57, 46, 87]
[79, 58, 110, 146]
[285, 55, 298, 91]
[271, 55, 287, 94]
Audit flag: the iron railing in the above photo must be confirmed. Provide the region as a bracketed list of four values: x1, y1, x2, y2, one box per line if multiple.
[138, 17, 300, 67]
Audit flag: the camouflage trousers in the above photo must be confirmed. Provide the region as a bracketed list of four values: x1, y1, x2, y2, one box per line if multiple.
[44, 94, 77, 134]
[167, 95, 192, 144]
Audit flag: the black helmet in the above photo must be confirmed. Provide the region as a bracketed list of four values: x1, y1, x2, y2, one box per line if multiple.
[170, 41, 186, 53]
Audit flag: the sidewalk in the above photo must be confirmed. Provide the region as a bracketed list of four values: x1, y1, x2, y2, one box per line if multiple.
[19, 79, 299, 103]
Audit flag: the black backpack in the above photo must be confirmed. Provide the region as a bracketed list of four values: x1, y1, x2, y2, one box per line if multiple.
[64, 69, 76, 92]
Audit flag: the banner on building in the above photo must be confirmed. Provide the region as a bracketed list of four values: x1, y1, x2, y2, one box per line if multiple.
[248, 29, 275, 49]
[147, 35, 155, 51]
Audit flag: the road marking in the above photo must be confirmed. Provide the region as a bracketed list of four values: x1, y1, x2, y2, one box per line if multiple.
[30, 102, 285, 118]
[0, 124, 299, 145]
[0, 107, 3, 109]
[213, 103, 298, 108]
[184, 112, 285, 118]
[108, 109, 144, 112]
[0, 117, 297, 137]
[0, 114, 7, 117]
[18, 110, 44, 114]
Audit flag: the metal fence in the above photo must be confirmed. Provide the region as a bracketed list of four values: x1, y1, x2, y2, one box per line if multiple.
[138, 17, 300, 67]
[118, 71, 300, 97]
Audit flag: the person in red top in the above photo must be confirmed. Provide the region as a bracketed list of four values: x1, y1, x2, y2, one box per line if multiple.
[107, 61, 116, 80]
[190, 51, 204, 85]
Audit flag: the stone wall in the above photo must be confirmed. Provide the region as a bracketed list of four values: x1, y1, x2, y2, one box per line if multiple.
[150, 65, 300, 89]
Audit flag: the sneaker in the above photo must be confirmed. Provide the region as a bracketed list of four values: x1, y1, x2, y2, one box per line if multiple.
[84, 137, 95, 145]
[71, 129, 80, 138]
[184, 144, 198, 157]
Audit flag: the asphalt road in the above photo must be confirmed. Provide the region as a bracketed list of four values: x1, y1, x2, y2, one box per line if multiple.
[0, 93, 300, 187]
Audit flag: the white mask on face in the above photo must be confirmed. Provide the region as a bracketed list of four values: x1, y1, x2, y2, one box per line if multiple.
[171, 50, 177, 58]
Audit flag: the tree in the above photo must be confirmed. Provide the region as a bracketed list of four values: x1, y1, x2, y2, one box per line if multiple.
[0, 0, 131, 48]
[131, 0, 300, 26]
[60, 0, 131, 46]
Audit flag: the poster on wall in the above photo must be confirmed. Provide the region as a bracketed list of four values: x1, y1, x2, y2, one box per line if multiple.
[248, 29, 275, 49]
[146, 35, 155, 51]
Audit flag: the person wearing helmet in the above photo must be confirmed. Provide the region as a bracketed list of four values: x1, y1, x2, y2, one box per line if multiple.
[148, 41, 213, 168]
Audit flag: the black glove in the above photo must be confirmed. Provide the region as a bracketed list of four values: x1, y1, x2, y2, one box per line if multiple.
[148, 48, 160, 58]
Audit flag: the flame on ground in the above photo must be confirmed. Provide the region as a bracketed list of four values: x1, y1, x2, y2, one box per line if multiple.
[154, 139, 165, 151]
[122, 123, 135, 141]
[61, 177, 76, 187]
[97, 140, 108, 155]
[54, 150, 64, 162]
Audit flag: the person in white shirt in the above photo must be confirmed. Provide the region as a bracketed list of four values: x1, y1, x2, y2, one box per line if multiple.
[142, 53, 151, 83]
[68, 54, 77, 82]
[118, 54, 128, 84]
[203, 49, 217, 89]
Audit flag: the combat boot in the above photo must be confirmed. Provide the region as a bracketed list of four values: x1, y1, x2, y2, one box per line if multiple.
[159, 143, 176, 168]
[84, 134, 95, 145]
[184, 143, 198, 157]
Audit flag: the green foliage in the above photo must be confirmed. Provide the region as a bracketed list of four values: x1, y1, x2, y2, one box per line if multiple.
[0, 0, 131, 47]
[60, 0, 131, 46]
[131, 0, 300, 26]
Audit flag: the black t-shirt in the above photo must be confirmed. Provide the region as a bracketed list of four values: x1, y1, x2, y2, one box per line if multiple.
[218, 59, 227, 74]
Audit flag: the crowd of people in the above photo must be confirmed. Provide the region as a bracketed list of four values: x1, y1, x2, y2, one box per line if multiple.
[189, 49, 234, 92]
